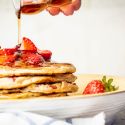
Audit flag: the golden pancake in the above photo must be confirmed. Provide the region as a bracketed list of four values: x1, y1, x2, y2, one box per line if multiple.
[0, 74, 76, 89]
[0, 63, 76, 77]
[23, 82, 78, 94]
[0, 82, 78, 94]
[0, 92, 67, 99]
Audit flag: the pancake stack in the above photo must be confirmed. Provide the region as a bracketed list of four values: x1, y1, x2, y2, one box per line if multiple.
[0, 63, 78, 99]
[0, 37, 78, 99]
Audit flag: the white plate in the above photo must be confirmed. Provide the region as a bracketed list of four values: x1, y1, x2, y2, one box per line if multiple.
[0, 74, 125, 121]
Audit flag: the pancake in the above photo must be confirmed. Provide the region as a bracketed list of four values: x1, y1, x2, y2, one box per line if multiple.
[0, 92, 67, 99]
[22, 82, 78, 94]
[0, 82, 78, 94]
[0, 63, 76, 77]
[0, 74, 76, 89]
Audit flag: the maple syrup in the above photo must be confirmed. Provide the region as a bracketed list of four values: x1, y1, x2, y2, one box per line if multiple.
[49, 0, 72, 7]
[20, 3, 47, 15]
[17, 9, 21, 44]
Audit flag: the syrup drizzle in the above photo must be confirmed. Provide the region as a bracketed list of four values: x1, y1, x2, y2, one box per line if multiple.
[17, 10, 21, 44]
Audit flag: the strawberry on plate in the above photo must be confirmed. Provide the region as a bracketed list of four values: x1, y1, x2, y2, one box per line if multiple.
[38, 50, 52, 61]
[83, 80, 104, 94]
[20, 37, 37, 52]
[83, 76, 118, 95]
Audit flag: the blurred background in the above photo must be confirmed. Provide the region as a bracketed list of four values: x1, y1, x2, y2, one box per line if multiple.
[0, 0, 125, 76]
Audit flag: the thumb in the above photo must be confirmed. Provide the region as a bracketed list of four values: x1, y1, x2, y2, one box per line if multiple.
[72, 0, 81, 10]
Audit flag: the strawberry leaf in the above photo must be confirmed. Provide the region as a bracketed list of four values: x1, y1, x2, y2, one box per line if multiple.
[102, 76, 106, 83]
[108, 79, 113, 84]
[101, 76, 118, 92]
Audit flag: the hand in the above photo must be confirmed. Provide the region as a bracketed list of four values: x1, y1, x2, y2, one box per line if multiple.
[46, 0, 81, 16]
[22, 0, 81, 16]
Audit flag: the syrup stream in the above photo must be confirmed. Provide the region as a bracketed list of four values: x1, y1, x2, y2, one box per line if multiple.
[17, 13, 21, 44]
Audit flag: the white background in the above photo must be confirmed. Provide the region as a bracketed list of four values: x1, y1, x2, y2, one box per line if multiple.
[0, 0, 125, 76]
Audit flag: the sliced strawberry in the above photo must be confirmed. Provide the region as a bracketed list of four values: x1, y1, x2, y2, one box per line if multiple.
[20, 50, 36, 54]
[20, 37, 37, 52]
[4, 48, 17, 55]
[21, 53, 44, 65]
[5, 55, 17, 63]
[38, 50, 52, 61]
[0, 49, 5, 55]
[0, 55, 17, 65]
[0, 48, 16, 55]
[0, 56, 6, 64]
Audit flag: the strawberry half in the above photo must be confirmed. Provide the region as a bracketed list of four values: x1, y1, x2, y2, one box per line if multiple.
[38, 50, 52, 61]
[20, 37, 37, 52]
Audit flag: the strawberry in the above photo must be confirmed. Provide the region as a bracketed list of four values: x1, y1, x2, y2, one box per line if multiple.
[0, 56, 6, 64]
[0, 49, 4, 55]
[20, 50, 36, 54]
[20, 37, 37, 52]
[0, 55, 17, 65]
[21, 53, 44, 65]
[4, 48, 17, 55]
[83, 80, 104, 94]
[38, 50, 52, 61]
[83, 76, 118, 95]
[0, 48, 16, 55]
[0, 48, 17, 65]
[5, 55, 17, 64]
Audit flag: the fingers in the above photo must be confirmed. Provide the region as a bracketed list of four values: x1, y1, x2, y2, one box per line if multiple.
[22, 0, 33, 3]
[46, 7, 60, 16]
[47, 0, 81, 16]
[47, 5, 74, 16]
[60, 0, 81, 16]
[60, 4, 74, 16]
[72, 0, 81, 10]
